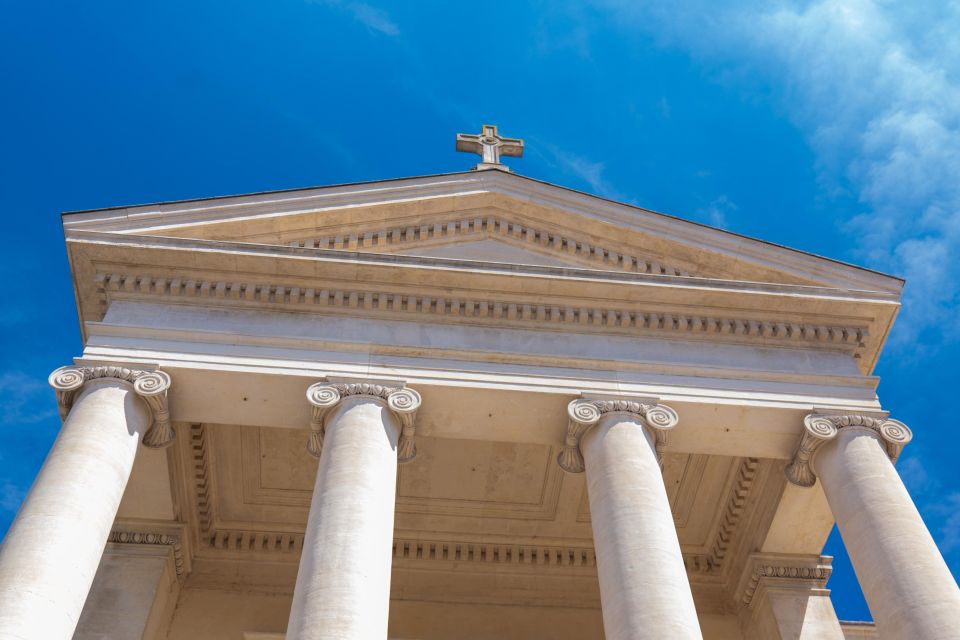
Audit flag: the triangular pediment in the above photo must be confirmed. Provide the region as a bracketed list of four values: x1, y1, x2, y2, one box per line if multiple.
[394, 238, 609, 269]
[62, 170, 902, 292]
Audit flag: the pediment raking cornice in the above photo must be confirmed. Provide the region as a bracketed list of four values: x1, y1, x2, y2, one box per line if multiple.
[62, 170, 904, 295]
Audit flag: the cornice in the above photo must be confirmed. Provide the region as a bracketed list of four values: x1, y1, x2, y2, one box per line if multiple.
[107, 526, 188, 582]
[48, 365, 175, 448]
[735, 553, 832, 608]
[306, 381, 422, 462]
[61, 170, 901, 295]
[785, 413, 912, 487]
[685, 457, 760, 574]
[72, 231, 901, 305]
[283, 212, 693, 277]
[557, 396, 680, 473]
[92, 270, 872, 357]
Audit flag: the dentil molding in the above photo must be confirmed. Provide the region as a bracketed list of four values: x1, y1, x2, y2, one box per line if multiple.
[107, 528, 186, 581]
[284, 213, 694, 277]
[48, 365, 175, 448]
[557, 396, 680, 473]
[736, 553, 833, 608]
[94, 271, 870, 356]
[306, 381, 422, 462]
[785, 413, 912, 487]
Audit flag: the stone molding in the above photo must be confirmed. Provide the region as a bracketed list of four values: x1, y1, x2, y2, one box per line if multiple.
[284, 214, 693, 277]
[392, 537, 597, 570]
[306, 381, 422, 462]
[48, 365, 175, 448]
[107, 528, 186, 581]
[735, 553, 833, 608]
[94, 271, 870, 355]
[189, 424, 216, 536]
[685, 457, 760, 574]
[557, 396, 679, 473]
[785, 413, 912, 487]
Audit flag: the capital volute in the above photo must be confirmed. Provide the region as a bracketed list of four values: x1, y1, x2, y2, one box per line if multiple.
[785, 413, 912, 487]
[48, 365, 175, 448]
[305, 380, 422, 463]
[557, 396, 679, 473]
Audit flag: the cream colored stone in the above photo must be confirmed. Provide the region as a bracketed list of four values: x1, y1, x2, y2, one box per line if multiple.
[286, 396, 402, 640]
[816, 427, 960, 639]
[0, 380, 149, 639]
[581, 411, 702, 639]
[31, 166, 954, 639]
[742, 588, 844, 640]
[74, 543, 179, 640]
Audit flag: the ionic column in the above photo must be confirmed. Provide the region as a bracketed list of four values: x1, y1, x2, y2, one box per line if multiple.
[558, 397, 702, 640]
[786, 414, 960, 640]
[286, 381, 421, 640]
[0, 365, 173, 640]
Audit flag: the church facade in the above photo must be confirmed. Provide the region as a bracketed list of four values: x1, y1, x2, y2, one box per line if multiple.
[0, 127, 958, 639]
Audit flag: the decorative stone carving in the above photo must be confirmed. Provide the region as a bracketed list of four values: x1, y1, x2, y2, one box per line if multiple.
[48, 365, 175, 448]
[306, 381, 422, 463]
[557, 396, 679, 473]
[455, 123, 524, 171]
[95, 271, 870, 354]
[785, 413, 912, 487]
[284, 214, 693, 277]
[107, 529, 186, 581]
[736, 553, 833, 608]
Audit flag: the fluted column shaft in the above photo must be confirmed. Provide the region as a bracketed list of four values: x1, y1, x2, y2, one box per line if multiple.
[0, 368, 171, 640]
[287, 383, 420, 640]
[564, 399, 702, 640]
[815, 427, 960, 639]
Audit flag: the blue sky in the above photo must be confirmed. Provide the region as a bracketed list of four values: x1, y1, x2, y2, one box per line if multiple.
[1, 0, 958, 622]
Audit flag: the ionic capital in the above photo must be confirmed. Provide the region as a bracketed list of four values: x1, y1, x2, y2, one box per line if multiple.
[557, 396, 679, 473]
[306, 381, 422, 463]
[48, 365, 174, 448]
[785, 413, 912, 487]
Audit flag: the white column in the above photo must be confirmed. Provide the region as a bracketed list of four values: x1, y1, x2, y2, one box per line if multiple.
[787, 414, 960, 640]
[286, 382, 421, 640]
[559, 398, 702, 640]
[0, 366, 172, 640]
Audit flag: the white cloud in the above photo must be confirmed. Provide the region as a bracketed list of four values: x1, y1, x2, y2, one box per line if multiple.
[595, 0, 960, 345]
[0, 481, 25, 514]
[0, 372, 57, 427]
[933, 492, 960, 553]
[308, 0, 399, 37]
[696, 195, 737, 228]
[537, 141, 633, 202]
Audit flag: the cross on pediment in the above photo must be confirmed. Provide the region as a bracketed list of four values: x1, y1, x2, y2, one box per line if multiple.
[456, 124, 524, 172]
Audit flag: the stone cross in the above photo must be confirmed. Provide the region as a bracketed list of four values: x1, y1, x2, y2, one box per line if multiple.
[456, 124, 524, 172]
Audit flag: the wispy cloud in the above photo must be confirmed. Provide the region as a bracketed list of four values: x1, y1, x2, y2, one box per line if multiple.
[308, 0, 399, 37]
[931, 492, 960, 553]
[595, 0, 960, 346]
[897, 452, 960, 562]
[695, 195, 737, 228]
[537, 141, 633, 202]
[0, 372, 56, 427]
[0, 481, 25, 514]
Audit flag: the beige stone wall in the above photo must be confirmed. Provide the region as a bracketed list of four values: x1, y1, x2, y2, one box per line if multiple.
[164, 587, 747, 640]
